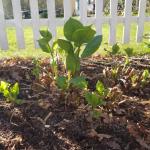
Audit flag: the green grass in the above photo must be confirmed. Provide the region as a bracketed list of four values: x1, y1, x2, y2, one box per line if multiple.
[0, 22, 150, 58]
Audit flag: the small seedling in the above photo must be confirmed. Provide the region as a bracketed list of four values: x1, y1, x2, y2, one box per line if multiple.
[32, 58, 41, 79]
[0, 81, 22, 104]
[56, 75, 88, 91]
[111, 43, 120, 55]
[131, 74, 139, 87]
[104, 43, 120, 56]
[38, 30, 58, 78]
[141, 69, 150, 86]
[84, 81, 107, 118]
[124, 48, 133, 67]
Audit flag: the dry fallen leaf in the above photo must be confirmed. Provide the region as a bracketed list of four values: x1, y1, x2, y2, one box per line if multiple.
[86, 129, 112, 141]
[98, 133, 112, 141]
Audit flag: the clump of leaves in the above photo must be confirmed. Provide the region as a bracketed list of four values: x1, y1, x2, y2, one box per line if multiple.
[57, 18, 102, 78]
[84, 81, 108, 118]
[56, 75, 88, 91]
[0, 81, 22, 104]
[103, 66, 122, 83]
[130, 69, 150, 88]
[38, 30, 58, 78]
[56, 75, 88, 107]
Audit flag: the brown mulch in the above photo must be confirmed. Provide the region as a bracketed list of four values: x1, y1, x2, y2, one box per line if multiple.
[0, 56, 150, 150]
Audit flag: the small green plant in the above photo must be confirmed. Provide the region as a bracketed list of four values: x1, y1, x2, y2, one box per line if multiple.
[104, 43, 120, 56]
[38, 30, 58, 78]
[111, 67, 120, 80]
[131, 74, 139, 87]
[111, 43, 120, 55]
[32, 58, 41, 79]
[56, 75, 88, 91]
[124, 48, 133, 67]
[130, 69, 150, 88]
[141, 69, 150, 86]
[84, 81, 107, 118]
[0, 81, 22, 104]
[56, 75, 88, 107]
[57, 18, 102, 78]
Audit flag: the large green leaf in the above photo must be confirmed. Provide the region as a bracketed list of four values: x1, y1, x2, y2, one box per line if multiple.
[72, 26, 96, 46]
[38, 38, 51, 53]
[64, 18, 83, 41]
[57, 39, 74, 54]
[40, 30, 52, 42]
[70, 76, 88, 89]
[81, 35, 102, 58]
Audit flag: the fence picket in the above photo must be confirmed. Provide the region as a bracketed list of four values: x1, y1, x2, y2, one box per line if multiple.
[95, 0, 103, 35]
[109, 0, 118, 45]
[47, 0, 56, 38]
[123, 0, 132, 43]
[29, 0, 40, 48]
[136, 0, 147, 42]
[80, 0, 87, 24]
[12, 0, 25, 49]
[64, 0, 72, 20]
[0, 0, 8, 50]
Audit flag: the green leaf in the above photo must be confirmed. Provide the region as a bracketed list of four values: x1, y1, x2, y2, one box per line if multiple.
[111, 43, 120, 55]
[40, 30, 52, 41]
[81, 35, 102, 58]
[142, 69, 150, 79]
[85, 92, 104, 108]
[124, 48, 133, 57]
[10, 83, 19, 99]
[72, 26, 96, 46]
[64, 18, 83, 41]
[56, 76, 68, 90]
[0, 81, 10, 92]
[70, 76, 88, 89]
[38, 38, 51, 53]
[3, 89, 10, 98]
[57, 39, 74, 54]
[96, 81, 107, 97]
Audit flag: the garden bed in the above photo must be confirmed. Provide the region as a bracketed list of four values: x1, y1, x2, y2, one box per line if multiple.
[0, 56, 150, 150]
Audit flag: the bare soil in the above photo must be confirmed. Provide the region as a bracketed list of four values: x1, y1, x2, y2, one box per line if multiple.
[0, 56, 150, 150]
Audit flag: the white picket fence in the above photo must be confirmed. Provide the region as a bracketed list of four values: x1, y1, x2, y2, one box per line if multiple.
[0, 0, 150, 50]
